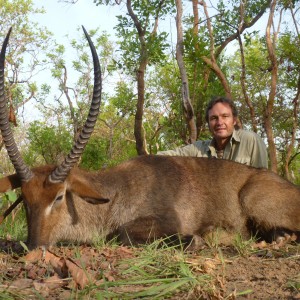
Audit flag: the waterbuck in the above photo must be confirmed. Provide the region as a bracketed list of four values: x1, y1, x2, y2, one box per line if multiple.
[0, 28, 300, 250]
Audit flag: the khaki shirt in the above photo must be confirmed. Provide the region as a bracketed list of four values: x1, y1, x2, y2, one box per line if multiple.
[157, 129, 268, 169]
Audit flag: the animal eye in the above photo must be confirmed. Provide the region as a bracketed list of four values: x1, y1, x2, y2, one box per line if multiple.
[55, 195, 64, 202]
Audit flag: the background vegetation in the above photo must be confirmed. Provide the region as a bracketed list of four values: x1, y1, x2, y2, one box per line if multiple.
[0, 2, 300, 298]
[0, 0, 300, 182]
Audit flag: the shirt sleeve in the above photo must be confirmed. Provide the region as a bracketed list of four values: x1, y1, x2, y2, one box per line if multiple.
[250, 134, 268, 169]
[157, 143, 201, 157]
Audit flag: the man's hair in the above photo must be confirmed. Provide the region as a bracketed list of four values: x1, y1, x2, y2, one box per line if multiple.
[205, 96, 238, 123]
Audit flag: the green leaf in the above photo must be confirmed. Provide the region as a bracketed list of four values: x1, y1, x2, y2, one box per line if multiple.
[19, 240, 29, 253]
[4, 191, 18, 203]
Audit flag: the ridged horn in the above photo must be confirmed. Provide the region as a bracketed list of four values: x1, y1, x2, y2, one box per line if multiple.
[49, 26, 102, 183]
[0, 28, 33, 182]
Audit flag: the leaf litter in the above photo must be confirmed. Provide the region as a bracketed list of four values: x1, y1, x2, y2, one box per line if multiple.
[0, 238, 299, 299]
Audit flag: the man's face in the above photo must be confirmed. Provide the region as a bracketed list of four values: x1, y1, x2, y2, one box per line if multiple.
[208, 102, 237, 141]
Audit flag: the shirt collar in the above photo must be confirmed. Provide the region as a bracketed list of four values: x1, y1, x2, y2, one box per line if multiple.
[231, 128, 241, 143]
[207, 129, 240, 157]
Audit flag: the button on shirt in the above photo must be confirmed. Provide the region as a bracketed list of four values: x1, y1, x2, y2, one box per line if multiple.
[157, 129, 268, 169]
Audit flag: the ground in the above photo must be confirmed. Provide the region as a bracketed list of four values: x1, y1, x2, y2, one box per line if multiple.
[221, 254, 300, 299]
[0, 238, 299, 299]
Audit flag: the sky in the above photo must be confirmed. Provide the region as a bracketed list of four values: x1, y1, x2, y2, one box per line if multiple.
[32, 1, 122, 42]
[25, 1, 178, 118]
[20, 1, 261, 121]
[21, 1, 127, 121]
[22, 1, 236, 122]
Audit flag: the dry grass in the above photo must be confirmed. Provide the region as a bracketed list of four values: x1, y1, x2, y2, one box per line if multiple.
[0, 207, 299, 299]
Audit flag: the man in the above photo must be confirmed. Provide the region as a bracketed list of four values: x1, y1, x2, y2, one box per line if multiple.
[158, 96, 268, 169]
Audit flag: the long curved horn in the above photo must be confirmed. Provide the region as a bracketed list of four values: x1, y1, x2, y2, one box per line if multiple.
[0, 28, 33, 182]
[49, 26, 102, 183]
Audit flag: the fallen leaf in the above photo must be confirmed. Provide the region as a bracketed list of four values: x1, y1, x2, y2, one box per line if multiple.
[103, 270, 116, 282]
[202, 259, 217, 274]
[33, 274, 67, 291]
[26, 264, 41, 280]
[33, 281, 50, 296]
[45, 251, 68, 278]
[72, 254, 90, 269]
[9, 278, 33, 289]
[116, 246, 135, 258]
[44, 250, 56, 263]
[253, 240, 268, 249]
[5, 266, 23, 279]
[23, 249, 43, 263]
[44, 274, 68, 287]
[290, 233, 298, 242]
[65, 258, 95, 289]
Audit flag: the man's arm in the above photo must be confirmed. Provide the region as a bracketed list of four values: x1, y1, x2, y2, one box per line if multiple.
[157, 143, 200, 157]
[250, 134, 268, 169]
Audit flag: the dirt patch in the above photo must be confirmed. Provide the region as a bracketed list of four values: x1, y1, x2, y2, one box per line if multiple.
[223, 255, 300, 299]
[0, 239, 299, 299]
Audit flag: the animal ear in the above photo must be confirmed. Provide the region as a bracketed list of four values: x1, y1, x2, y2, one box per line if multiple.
[67, 168, 110, 205]
[0, 174, 21, 192]
[83, 197, 110, 205]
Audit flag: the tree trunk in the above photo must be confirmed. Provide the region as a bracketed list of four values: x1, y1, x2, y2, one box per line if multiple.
[199, 0, 271, 125]
[191, 0, 206, 138]
[283, 5, 300, 180]
[134, 59, 148, 155]
[237, 31, 258, 132]
[126, 0, 148, 155]
[175, 0, 197, 143]
[201, 1, 232, 99]
[127, 0, 165, 155]
[201, 56, 232, 99]
[264, 0, 278, 173]
[284, 75, 300, 180]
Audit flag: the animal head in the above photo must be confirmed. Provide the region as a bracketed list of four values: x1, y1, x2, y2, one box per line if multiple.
[0, 27, 106, 248]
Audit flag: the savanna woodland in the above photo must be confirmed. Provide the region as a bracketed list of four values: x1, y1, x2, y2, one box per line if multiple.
[0, 0, 300, 299]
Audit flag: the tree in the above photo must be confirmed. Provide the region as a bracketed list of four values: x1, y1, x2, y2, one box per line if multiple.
[0, 0, 53, 153]
[44, 28, 115, 141]
[264, 0, 278, 173]
[175, 0, 197, 143]
[277, 31, 300, 180]
[226, 13, 300, 180]
[115, 0, 174, 155]
[97, 81, 136, 162]
[191, 1, 271, 126]
[25, 121, 73, 165]
[6, 0, 300, 178]
[64, 0, 172, 155]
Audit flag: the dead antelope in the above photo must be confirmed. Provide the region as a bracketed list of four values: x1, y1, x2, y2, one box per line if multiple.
[0, 29, 300, 250]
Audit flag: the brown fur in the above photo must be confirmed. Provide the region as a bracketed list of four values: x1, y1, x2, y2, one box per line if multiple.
[1, 155, 300, 249]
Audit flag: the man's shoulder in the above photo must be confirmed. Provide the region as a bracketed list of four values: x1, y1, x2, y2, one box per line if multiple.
[234, 129, 267, 152]
[235, 129, 261, 141]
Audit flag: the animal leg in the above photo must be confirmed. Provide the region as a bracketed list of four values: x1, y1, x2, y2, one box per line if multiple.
[114, 216, 171, 246]
[113, 216, 205, 249]
[240, 179, 300, 240]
